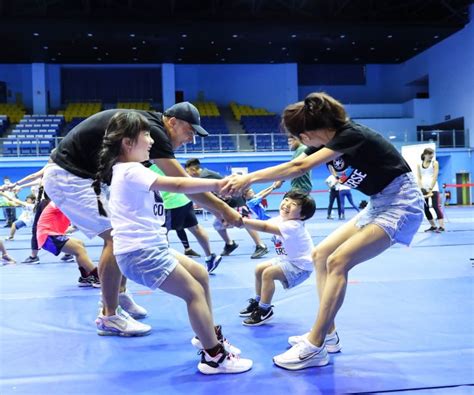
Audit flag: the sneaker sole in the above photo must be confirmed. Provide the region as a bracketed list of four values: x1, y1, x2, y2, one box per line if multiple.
[250, 249, 269, 259]
[239, 312, 254, 317]
[273, 356, 329, 370]
[242, 314, 273, 326]
[77, 283, 93, 288]
[97, 329, 151, 337]
[197, 362, 252, 375]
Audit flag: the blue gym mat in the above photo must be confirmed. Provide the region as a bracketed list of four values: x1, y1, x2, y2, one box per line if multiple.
[0, 207, 473, 394]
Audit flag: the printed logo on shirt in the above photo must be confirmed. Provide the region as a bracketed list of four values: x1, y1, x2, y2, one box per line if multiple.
[271, 235, 286, 256]
[343, 168, 367, 189]
[332, 157, 346, 171]
[153, 191, 165, 218]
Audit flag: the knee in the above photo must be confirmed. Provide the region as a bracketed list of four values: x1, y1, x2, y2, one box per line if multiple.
[255, 263, 266, 277]
[326, 252, 349, 276]
[194, 263, 209, 285]
[312, 246, 329, 270]
[261, 268, 275, 282]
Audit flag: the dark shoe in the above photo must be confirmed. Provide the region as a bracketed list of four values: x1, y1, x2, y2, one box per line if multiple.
[22, 256, 40, 264]
[251, 245, 268, 259]
[239, 298, 259, 317]
[221, 242, 239, 256]
[242, 306, 274, 326]
[327, 216, 334, 220]
[438, 227, 445, 232]
[61, 254, 75, 262]
[424, 226, 438, 232]
[184, 248, 201, 257]
[205, 253, 222, 273]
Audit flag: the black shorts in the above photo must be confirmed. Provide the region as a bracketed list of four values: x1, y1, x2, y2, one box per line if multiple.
[166, 201, 199, 231]
[42, 235, 69, 256]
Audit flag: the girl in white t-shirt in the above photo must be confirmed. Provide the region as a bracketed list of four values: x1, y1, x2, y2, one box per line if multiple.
[92, 111, 252, 375]
[0, 192, 35, 241]
[238, 191, 316, 326]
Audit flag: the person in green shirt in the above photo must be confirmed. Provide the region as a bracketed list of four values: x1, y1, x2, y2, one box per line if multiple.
[288, 136, 312, 193]
[148, 163, 222, 273]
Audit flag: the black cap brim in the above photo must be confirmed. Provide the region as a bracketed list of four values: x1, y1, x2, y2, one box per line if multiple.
[192, 124, 209, 137]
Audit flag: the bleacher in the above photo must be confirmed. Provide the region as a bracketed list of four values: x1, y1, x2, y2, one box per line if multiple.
[60, 102, 102, 122]
[3, 114, 64, 156]
[117, 102, 152, 110]
[0, 103, 26, 124]
[0, 115, 8, 136]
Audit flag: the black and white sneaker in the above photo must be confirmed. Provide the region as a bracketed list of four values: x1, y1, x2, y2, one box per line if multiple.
[242, 306, 274, 326]
[250, 245, 269, 259]
[239, 298, 259, 317]
[22, 256, 40, 264]
[205, 253, 222, 273]
[61, 254, 75, 262]
[221, 242, 239, 256]
[184, 248, 201, 257]
[198, 347, 253, 375]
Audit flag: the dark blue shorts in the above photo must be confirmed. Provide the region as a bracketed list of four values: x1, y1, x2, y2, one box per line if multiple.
[42, 235, 69, 256]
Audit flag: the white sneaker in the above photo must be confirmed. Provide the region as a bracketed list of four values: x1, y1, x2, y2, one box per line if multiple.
[95, 307, 152, 337]
[191, 336, 241, 355]
[273, 338, 329, 370]
[198, 349, 252, 375]
[288, 330, 342, 353]
[119, 291, 148, 319]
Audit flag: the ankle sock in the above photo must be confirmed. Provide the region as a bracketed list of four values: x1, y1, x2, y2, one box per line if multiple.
[259, 302, 271, 310]
[205, 343, 225, 357]
[255, 295, 261, 302]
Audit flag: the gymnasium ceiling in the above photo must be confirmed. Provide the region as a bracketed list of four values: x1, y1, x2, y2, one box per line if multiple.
[0, 0, 471, 65]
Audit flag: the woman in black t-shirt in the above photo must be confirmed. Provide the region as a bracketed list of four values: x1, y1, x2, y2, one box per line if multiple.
[222, 92, 424, 371]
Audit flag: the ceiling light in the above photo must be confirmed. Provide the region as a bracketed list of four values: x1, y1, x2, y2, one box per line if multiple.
[87, 33, 93, 37]
[413, 47, 418, 51]
[314, 58, 318, 62]
[97, 57, 102, 61]
[227, 47, 231, 51]
[181, 34, 187, 38]
[142, 40, 146, 44]
[180, 47, 184, 50]
[434, 35, 439, 39]
[291, 34, 297, 38]
[354, 57, 360, 61]
[395, 58, 400, 61]
[268, 41, 272, 45]
[352, 41, 356, 45]
[93, 46, 98, 50]
[105, 52, 109, 56]
[129, 33, 135, 37]
[326, 47, 331, 51]
[232, 34, 238, 38]
[57, 52, 61, 56]
[210, 41, 215, 44]
[370, 47, 375, 50]
[33, 33, 39, 36]
[281, 47, 286, 50]
[340, 34, 346, 39]
[133, 58, 138, 61]
[387, 34, 393, 38]
[221, 58, 225, 61]
[270, 60, 274, 63]
[132, 47, 137, 50]
[389, 135, 396, 140]
[178, 58, 182, 61]
[43, 46, 48, 50]
[51, 58, 56, 61]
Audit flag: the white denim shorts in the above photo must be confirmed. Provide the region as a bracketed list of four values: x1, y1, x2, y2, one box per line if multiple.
[43, 163, 112, 239]
[355, 172, 424, 246]
[271, 258, 312, 289]
[115, 246, 178, 290]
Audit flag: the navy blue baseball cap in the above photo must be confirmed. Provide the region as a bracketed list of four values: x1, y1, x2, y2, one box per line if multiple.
[163, 102, 209, 137]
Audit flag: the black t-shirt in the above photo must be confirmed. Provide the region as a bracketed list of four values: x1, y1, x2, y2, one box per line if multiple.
[304, 120, 411, 196]
[51, 109, 175, 179]
[199, 168, 246, 207]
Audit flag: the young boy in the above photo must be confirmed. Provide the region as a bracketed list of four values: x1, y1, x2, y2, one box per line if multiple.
[239, 191, 316, 326]
[0, 192, 35, 241]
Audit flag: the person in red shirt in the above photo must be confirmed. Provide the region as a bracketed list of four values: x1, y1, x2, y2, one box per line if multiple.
[37, 198, 100, 287]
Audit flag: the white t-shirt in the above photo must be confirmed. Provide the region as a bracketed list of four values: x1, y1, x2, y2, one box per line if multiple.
[268, 216, 314, 271]
[419, 161, 439, 192]
[109, 162, 167, 255]
[18, 203, 35, 227]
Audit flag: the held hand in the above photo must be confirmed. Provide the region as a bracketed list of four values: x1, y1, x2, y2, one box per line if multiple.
[220, 174, 251, 196]
[272, 180, 283, 189]
[220, 204, 243, 227]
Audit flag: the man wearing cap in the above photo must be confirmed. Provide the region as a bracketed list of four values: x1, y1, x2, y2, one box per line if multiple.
[42, 102, 241, 337]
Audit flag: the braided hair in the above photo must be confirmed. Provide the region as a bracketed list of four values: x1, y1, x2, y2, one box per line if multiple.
[281, 92, 347, 138]
[91, 111, 151, 217]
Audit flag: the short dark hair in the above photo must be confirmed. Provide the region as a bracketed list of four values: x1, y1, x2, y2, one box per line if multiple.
[185, 158, 202, 169]
[284, 190, 316, 220]
[26, 194, 36, 202]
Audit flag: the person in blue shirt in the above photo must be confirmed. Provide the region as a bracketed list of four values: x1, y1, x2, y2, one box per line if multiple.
[243, 181, 283, 220]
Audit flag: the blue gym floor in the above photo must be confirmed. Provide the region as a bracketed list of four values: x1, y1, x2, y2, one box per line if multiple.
[0, 207, 473, 395]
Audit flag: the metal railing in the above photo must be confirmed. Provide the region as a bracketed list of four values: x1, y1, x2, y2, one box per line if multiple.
[0, 129, 469, 157]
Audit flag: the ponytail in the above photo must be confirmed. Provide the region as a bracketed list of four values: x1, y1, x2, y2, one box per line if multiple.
[282, 92, 347, 137]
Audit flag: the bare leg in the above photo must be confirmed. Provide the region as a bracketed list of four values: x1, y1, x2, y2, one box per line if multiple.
[97, 229, 123, 316]
[254, 261, 272, 297]
[159, 263, 219, 349]
[260, 265, 286, 304]
[61, 238, 96, 273]
[246, 228, 264, 247]
[9, 223, 16, 239]
[312, 217, 361, 334]
[308, 224, 391, 347]
[188, 224, 212, 256]
[216, 228, 232, 244]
